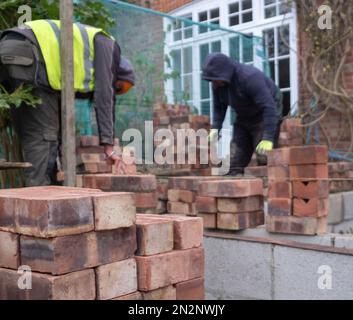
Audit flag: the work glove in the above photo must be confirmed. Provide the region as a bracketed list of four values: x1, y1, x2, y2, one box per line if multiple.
[256, 140, 273, 155]
[208, 129, 220, 142]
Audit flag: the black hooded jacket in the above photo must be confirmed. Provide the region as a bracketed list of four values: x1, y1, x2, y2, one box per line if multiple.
[202, 53, 280, 142]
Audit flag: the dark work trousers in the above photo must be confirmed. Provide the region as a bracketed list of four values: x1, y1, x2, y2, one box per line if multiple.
[10, 86, 61, 186]
[229, 119, 282, 175]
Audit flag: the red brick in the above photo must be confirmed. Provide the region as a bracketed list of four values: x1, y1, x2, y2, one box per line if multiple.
[0, 196, 15, 232]
[136, 216, 173, 255]
[93, 193, 136, 230]
[267, 148, 290, 166]
[197, 213, 216, 229]
[289, 164, 328, 179]
[0, 268, 96, 300]
[20, 227, 136, 275]
[293, 198, 328, 217]
[168, 189, 180, 202]
[82, 174, 112, 191]
[0, 231, 19, 269]
[266, 215, 327, 235]
[244, 166, 268, 177]
[198, 179, 263, 198]
[195, 196, 217, 213]
[135, 192, 158, 209]
[136, 248, 204, 291]
[268, 198, 292, 216]
[268, 181, 292, 199]
[143, 214, 203, 250]
[111, 175, 157, 192]
[175, 277, 205, 300]
[217, 196, 264, 213]
[168, 177, 218, 192]
[289, 145, 328, 165]
[292, 180, 329, 199]
[80, 153, 105, 163]
[157, 182, 168, 200]
[167, 201, 190, 214]
[217, 211, 264, 231]
[112, 291, 143, 300]
[142, 285, 176, 300]
[179, 190, 195, 203]
[95, 259, 137, 300]
[267, 165, 290, 181]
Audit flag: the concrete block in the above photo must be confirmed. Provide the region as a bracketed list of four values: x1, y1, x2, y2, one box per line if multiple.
[343, 191, 353, 221]
[328, 194, 344, 225]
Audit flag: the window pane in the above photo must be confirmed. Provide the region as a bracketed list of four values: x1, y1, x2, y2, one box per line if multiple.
[199, 11, 207, 21]
[201, 80, 210, 99]
[183, 75, 193, 100]
[184, 27, 193, 39]
[280, 1, 292, 15]
[242, 11, 253, 23]
[269, 61, 275, 81]
[229, 15, 239, 26]
[173, 20, 181, 30]
[242, 35, 254, 63]
[199, 25, 208, 33]
[229, 2, 239, 14]
[265, 0, 275, 5]
[200, 44, 210, 67]
[279, 58, 290, 88]
[282, 91, 291, 115]
[183, 15, 193, 28]
[265, 6, 276, 18]
[183, 47, 193, 74]
[172, 49, 181, 72]
[210, 8, 220, 19]
[211, 41, 221, 53]
[263, 29, 275, 58]
[174, 31, 182, 41]
[278, 25, 290, 56]
[201, 101, 211, 116]
[229, 36, 240, 61]
[242, 0, 252, 10]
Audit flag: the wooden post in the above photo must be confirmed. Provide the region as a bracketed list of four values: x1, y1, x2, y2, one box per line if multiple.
[60, 0, 76, 186]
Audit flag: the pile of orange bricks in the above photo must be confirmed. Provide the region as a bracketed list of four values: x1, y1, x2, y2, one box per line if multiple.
[197, 179, 265, 231]
[266, 145, 329, 235]
[0, 186, 204, 300]
[153, 103, 211, 175]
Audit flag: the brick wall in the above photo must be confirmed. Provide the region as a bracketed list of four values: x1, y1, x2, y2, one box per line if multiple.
[130, 0, 193, 12]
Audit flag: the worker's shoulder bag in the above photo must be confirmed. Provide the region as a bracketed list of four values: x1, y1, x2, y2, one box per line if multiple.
[0, 35, 40, 85]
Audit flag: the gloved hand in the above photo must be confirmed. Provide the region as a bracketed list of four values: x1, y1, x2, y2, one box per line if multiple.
[208, 129, 219, 142]
[256, 140, 273, 155]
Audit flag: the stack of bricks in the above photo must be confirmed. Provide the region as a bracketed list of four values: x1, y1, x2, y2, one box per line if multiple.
[329, 162, 353, 193]
[77, 136, 137, 175]
[0, 186, 138, 300]
[153, 102, 211, 176]
[278, 118, 303, 147]
[134, 214, 204, 300]
[266, 145, 329, 235]
[197, 179, 265, 231]
[156, 177, 169, 214]
[81, 174, 158, 214]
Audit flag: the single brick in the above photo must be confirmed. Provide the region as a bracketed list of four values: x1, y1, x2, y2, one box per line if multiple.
[81, 153, 105, 163]
[82, 174, 112, 191]
[289, 145, 328, 165]
[196, 196, 217, 213]
[95, 258, 137, 300]
[93, 193, 136, 230]
[197, 213, 217, 229]
[0, 196, 15, 232]
[142, 285, 176, 300]
[266, 215, 327, 235]
[0, 231, 19, 269]
[267, 165, 290, 181]
[267, 148, 290, 166]
[135, 192, 158, 209]
[289, 164, 329, 179]
[0, 268, 96, 300]
[112, 292, 143, 300]
[198, 179, 263, 198]
[292, 180, 329, 199]
[168, 177, 218, 192]
[20, 227, 136, 275]
[179, 190, 196, 203]
[175, 277, 205, 300]
[293, 198, 329, 218]
[111, 175, 157, 192]
[268, 181, 292, 199]
[217, 196, 264, 213]
[136, 216, 174, 255]
[167, 201, 190, 214]
[168, 189, 180, 202]
[136, 248, 204, 291]
[268, 198, 292, 216]
[217, 211, 264, 231]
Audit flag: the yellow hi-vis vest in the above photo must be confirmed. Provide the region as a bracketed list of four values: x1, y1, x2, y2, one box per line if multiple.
[25, 20, 112, 92]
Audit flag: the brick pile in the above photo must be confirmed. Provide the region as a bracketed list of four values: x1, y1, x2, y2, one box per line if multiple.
[278, 118, 303, 147]
[0, 186, 137, 300]
[197, 179, 265, 231]
[266, 145, 329, 235]
[81, 174, 158, 214]
[134, 214, 204, 300]
[153, 102, 211, 176]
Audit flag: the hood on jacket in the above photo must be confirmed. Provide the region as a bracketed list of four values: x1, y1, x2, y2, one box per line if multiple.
[116, 57, 135, 85]
[202, 53, 236, 83]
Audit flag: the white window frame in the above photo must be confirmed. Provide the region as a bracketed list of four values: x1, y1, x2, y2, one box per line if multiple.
[198, 7, 220, 34]
[228, 0, 254, 27]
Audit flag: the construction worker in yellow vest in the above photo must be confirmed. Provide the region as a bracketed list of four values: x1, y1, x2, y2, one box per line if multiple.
[0, 20, 135, 186]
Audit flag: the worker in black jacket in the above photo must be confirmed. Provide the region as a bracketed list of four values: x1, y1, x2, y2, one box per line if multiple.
[202, 53, 284, 176]
[0, 20, 135, 186]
